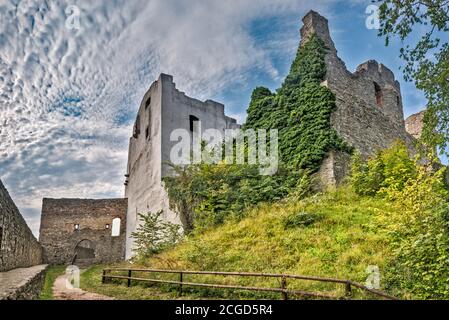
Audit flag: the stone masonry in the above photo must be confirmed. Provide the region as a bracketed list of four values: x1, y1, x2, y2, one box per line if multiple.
[0, 265, 48, 300]
[0, 179, 43, 272]
[36, 11, 426, 261]
[299, 11, 419, 186]
[405, 110, 425, 139]
[39, 198, 127, 265]
[124, 74, 240, 259]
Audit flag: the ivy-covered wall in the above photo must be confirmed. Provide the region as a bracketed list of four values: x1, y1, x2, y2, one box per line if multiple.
[163, 34, 351, 232]
[244, 34, 350, 173]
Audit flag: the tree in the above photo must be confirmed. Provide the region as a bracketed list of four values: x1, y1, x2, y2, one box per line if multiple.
[377, 0, 449, 155]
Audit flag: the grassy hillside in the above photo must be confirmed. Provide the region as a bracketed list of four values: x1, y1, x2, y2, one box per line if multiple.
[81, 142, 449, 300]
[145, 188, 393, 297]
[82, 188, 398, 299]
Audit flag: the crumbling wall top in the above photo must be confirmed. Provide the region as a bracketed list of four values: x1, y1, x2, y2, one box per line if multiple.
[300, 10, 336, 51]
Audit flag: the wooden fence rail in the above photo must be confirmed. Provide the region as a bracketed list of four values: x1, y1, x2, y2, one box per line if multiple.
[102, 268, 397, 300]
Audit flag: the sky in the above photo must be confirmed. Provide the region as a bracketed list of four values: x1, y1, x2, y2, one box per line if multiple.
[0, 0, 446, 237]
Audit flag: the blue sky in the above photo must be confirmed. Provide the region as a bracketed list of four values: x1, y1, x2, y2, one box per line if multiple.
[0, 0, 446, 236]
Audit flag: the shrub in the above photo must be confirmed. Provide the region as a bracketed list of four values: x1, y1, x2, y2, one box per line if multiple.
[131, 211, 182, 259]
[349, 141, 417, 197]
[164, 163, 311, 232]
[349, 141, 449, 298]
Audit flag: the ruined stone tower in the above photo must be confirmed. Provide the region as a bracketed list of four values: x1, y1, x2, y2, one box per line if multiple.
[299, 11, 417, 186]
[122, 12, 422, 258]
[124, 74, 240, 259]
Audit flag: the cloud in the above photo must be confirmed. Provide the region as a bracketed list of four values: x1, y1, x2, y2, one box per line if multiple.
[0, 0, 336, 237]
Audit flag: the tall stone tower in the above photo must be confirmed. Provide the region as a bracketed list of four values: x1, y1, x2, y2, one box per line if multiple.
[124, 74, 240, 259]
[299, 11, 416, 186]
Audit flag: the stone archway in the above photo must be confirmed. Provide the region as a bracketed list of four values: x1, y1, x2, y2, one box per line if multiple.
[73, 239, 95, 266]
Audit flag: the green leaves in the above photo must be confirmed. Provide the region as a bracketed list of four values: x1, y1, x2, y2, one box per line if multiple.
[131, 211, 182, 260]
[349, 141, 417, 197]
[164, 163, 310, 232]
[377, 0, 449, 155]
[245, 34, 350, 172]
[350, 140, 449, 298]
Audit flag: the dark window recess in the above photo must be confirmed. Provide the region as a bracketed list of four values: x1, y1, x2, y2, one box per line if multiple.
[145, 97, 151, 109]
[0, 226, 3, 250]
[133, 115, 141, 138]
[147, 108, 152, 139]
[189, 115, 199, 132]
[374, 82, 383, 107]
[396, 96, 400, 106]
[105, 224, 110, 229]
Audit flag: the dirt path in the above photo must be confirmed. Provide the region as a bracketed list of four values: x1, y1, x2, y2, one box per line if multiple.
[53, 273, 114, 300]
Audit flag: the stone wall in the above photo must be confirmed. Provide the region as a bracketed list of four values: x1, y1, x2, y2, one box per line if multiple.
[0, 265, 48, 300]
[39, 198, 127, 265]
[300, 11, 417, 186]
[124, 73, 240, 259]
[0, 179, 43, 272]
[405, 110, 425, 139]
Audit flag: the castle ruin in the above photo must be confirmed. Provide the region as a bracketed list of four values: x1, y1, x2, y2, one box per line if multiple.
[299, 11, 417, 186]
[124, 74, 241, 259]
[39, 198, 127, 266]
[7, 10, 422, 264]
[0, 9, 429, 300]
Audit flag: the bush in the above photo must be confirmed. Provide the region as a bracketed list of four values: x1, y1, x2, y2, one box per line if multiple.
[164, 163, 311, 232]
[349, 141, 417, 197]
[349, 141, 449, 298]
[131, 211, 182, 259]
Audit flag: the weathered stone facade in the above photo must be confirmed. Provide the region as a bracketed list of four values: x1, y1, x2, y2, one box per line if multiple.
[0, 179, 43, 272]
[0, 265, 48, 300]
[405, 110, 425, 139]
[39, 198, 127, 266]
[124, 74, 240, 259]
[300, 11, 419, 186]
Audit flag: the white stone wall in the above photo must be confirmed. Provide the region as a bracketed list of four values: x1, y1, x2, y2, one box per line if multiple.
[124, 74, 239, 259]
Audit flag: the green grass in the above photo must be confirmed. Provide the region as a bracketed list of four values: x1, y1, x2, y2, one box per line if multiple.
[80, 264, 205, 300]
[40, 265, 66, 300]
[80, 187, 401, 300]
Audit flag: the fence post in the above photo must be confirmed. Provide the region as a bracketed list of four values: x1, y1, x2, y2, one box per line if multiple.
[281, 276, 288, 300]
[128, 270, 132, 287]
[345, 281, 352, 299]
[179, 272, 183, 296]
[102, 270, 106, 284]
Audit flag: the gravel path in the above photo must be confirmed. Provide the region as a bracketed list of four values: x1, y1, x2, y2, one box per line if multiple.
[53, 273, 114, 300]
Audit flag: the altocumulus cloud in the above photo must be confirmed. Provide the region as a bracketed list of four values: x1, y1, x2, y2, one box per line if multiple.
[0, 0, 335, 236]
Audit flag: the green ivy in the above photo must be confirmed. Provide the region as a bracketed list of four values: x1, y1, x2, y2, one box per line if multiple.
[163, 34, 349, 233]
[245, 34, 350, 172]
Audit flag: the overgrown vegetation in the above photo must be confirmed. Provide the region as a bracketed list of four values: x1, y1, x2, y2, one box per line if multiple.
[245, 34, 350, 171]
[164, 164, 310, 232]
[81, 143, 449, 300]
[131, 211, 182, 260]
[163, 34, 349, 234]
[350, 141, 449, 298]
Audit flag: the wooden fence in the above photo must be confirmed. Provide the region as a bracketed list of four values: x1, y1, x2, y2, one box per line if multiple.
[102, 268, 397, 300]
